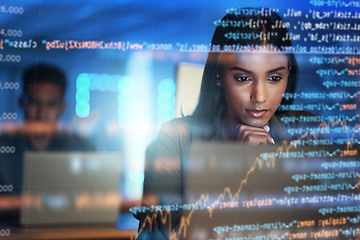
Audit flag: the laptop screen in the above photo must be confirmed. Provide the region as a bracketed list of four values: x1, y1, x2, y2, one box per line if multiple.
[21, 152, 122, 226]
[181, 142, 359, 240]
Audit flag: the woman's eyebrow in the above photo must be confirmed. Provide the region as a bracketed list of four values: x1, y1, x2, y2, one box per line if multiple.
[229, 67, 252, 73]
[230, 66, 287, 73]
[267, 66, 287, 73]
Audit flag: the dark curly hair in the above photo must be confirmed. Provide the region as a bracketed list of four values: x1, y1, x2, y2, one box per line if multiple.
[23, 64, 67, 97]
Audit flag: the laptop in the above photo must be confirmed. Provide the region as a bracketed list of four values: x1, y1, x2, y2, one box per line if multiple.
[20, 152, 122, 227]
[181, 142, 358, 240]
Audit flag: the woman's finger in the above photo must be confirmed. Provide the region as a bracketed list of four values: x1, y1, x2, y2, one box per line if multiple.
[236, 124, 275, 145]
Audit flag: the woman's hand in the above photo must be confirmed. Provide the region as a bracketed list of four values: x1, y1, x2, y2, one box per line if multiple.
[236, 124, 275, 145]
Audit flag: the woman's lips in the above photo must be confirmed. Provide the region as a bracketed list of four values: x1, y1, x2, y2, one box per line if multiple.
[247, 109, 268, 118]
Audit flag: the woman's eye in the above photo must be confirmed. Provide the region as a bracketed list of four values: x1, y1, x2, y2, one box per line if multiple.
[268, 76, 282, 82]
[235, 76, 252, 82]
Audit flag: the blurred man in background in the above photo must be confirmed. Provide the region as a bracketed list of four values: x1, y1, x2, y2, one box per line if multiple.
[0, 64, 94, 199]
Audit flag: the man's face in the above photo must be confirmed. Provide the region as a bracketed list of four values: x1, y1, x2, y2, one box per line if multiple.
[23, 83, 65, 123]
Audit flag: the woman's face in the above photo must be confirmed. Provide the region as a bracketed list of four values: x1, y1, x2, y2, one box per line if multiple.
[220, 50, 289, 127]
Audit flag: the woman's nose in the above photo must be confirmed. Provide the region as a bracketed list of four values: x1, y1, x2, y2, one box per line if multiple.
[250, 81, 267, 104]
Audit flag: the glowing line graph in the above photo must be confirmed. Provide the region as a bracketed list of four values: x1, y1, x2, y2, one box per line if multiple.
[132, 121, 360, 240]
[133, 140, 297, 240]
[317, 120, 360, 150]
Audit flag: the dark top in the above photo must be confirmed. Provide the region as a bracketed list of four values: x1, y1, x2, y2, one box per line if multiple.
[0, 131, 94, 194]
[134, 111, 320, 239]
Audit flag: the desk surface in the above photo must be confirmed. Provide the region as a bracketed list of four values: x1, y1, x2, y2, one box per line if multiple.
[0, 204, 139, 240]
[1, 214, 138, 240]
[4, 227, 137, 240]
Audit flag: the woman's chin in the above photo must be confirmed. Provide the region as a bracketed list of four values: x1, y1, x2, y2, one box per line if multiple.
[242, 119, 269, 128]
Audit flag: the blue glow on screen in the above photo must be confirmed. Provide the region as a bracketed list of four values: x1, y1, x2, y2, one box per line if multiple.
[158, 78, 175, 123]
